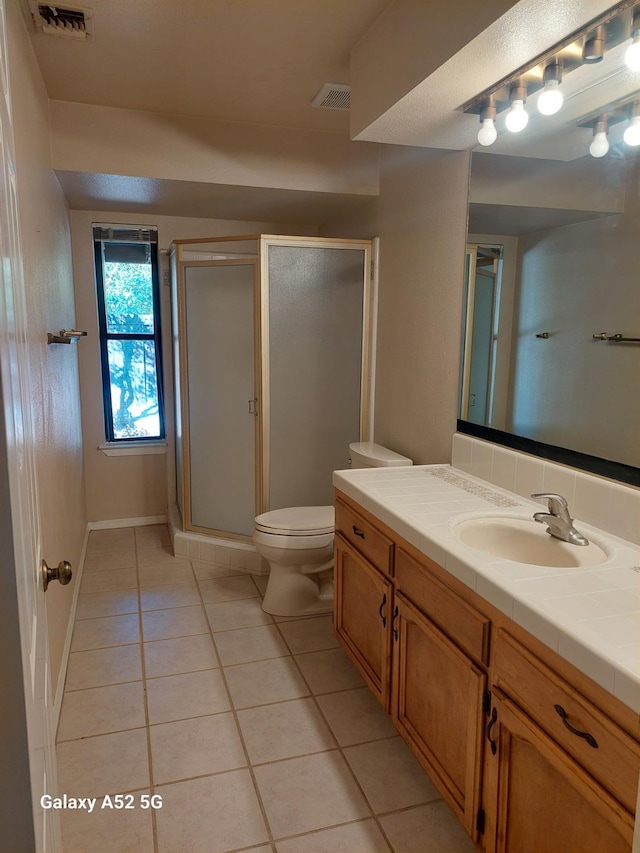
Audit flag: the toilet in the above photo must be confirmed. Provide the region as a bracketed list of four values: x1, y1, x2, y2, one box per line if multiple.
[253, 442, 413, 617]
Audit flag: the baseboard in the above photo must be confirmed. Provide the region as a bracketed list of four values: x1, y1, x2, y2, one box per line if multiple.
[53, 524, 90, 735]
[88, 514, 167, 530]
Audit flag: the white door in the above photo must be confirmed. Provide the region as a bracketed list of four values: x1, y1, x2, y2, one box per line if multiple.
[0, 3, 60, 850]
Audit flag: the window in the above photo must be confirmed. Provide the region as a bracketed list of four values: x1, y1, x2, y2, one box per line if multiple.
[93, 224, 165, 442]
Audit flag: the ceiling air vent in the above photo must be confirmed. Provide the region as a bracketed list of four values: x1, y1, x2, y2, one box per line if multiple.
[311, 83, 351, 111]
[30, 3, 93, 38]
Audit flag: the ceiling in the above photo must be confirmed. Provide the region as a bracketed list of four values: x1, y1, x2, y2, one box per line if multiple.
[25, 0, 393, 222]
[25, 0, 391, 133]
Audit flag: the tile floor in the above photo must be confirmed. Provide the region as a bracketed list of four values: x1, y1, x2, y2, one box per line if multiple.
[57, 525, 477, 853]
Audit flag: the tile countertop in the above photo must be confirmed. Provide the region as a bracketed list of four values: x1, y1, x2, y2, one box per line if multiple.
[333, 464, 640, 714]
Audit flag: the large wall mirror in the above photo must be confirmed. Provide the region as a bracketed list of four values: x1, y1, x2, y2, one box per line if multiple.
[458, 8, 640, 486]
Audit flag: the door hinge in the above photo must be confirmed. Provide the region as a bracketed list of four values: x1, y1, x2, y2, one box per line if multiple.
[482, 690, 492, 715]
[476, 808, 486, 835]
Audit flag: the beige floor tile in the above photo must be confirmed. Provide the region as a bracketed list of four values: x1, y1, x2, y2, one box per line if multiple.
[379, 801, 476, 853]
[205, 597, 274, 632]
[84, 548, 137, 573]
[225, 657, 310, 710]
[135, 524, 171, 546]
[277, 616, 339, 655]
[61, 798, 154, 853]
[146, 668, 230, 724]
[138, 562, 195, 587]
[344, 737, 440, 814]
[295, 648, 365, 695]
[80, 568, 139, 595]
[57, 681, 146, 741]
[214, 624, 289, 666]
[137, 545, 184, 567]
[144, 634, 219, 678]
[193, 562, 245, 581]
[65, 645, 142, 691]
[142, 605, 209, 641]
[252, 574, 269, 594]
[56, 728, 149, 797]
[150, 713, 246, 784]
[253, 751, 370, 839]
[155, 770, 268, 853]
[71, 614, 140, 652]
[76, 589, 140, 620]
[198, 574, 261, 603]
[87, 528, 136, 553]
[237, 697, 336, 765]
[316, 687, 397, 746]
[275, 819, 392, 853]
[140, 581, 200, 611]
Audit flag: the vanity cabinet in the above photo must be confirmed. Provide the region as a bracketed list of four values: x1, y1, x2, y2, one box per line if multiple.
[392, 591, 486, 838]
[334, 532, 393, 710]
[333, 489, 640, 852]
[482, 690, 634, 853]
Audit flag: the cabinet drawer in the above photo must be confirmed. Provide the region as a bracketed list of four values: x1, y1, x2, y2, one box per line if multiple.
[335, 497, 393, 576]
[395, 548, 490, 666]
[493, 629, 640, 814]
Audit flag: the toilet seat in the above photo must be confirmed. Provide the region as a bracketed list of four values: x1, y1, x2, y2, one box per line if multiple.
[255, 506, 334, 536]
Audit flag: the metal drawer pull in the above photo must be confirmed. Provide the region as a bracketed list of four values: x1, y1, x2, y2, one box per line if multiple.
[352, 525, 365, 539]
[391, 605, 399, 641]
[487, 707, 498, 755]
[554, 704, 599, 749]
[379, 593, 387, 627]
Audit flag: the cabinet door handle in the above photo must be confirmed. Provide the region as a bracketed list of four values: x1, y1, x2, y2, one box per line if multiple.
[487, 707, 498, 755]
[352, 525, 365, 539]
[379, 593, 387, 627]
[391, 605, 399, 641]
[554, 704, 599, 749]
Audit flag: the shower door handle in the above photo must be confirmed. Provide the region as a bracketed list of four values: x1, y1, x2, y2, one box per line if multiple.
[248, 398, 258, 415]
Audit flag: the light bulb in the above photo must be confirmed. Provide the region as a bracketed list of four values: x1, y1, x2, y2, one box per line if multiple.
[477, 117, 497, 146]
[505, 99, 529, 133]
[537, 80, 564, 116]
[625, 37, 640, 71]
[589, 130, 609, 158]
[624, 116, 640, 146]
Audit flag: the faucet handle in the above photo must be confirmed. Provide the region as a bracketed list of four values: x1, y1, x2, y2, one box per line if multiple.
[530, 493, 570, 518]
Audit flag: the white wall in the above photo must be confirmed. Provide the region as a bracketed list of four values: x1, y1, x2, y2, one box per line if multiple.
[8, 0, 86, 699]
[372, 145, 471, 463]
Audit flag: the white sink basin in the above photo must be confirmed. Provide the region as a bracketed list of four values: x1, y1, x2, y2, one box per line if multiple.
[453, 515, 610, 568]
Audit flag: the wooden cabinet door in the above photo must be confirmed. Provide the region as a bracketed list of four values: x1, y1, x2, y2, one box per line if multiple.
[392, 593, 486, 840]
[483, 691, 634, 853]
[334, 533, 393, 710]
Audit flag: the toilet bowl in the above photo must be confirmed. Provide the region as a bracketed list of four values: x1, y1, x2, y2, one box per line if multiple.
[254, 443, 412, 617]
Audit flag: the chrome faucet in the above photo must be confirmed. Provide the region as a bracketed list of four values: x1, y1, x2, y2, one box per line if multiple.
[530, 493, 589, 546]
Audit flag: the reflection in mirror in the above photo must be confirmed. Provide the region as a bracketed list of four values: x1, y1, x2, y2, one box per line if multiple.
[460, 145, 640, 484]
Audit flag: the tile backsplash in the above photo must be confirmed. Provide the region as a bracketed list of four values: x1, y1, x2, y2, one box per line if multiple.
[452, 433, 640, 546]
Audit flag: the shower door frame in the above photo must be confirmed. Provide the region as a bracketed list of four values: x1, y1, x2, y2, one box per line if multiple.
[258, 235, 374, 512]
[172, 234, 374, 542]
[175, 250, 263, 540]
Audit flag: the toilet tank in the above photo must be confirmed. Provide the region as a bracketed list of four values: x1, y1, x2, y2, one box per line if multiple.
[349, 442, 413, 469]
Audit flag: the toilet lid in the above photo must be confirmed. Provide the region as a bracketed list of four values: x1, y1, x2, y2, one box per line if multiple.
[255, 506, 334, 535]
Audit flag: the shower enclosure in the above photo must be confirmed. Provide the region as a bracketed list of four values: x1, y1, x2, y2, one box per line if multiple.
[170, 234, 374, 541]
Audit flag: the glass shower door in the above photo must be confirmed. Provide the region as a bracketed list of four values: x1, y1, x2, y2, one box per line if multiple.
[266, 243, 368, 510]
[183, 261, 257, 536]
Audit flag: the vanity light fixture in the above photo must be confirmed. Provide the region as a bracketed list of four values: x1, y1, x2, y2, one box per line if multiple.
[583, 25, 606, 63]
[477, 97, 498, 146]
[623, 101, 640, 144]
[505, 84, 529, 132]
[625, 10, 640, 70]
[537, 61, 564, 115]
[589, 117, 610, 157]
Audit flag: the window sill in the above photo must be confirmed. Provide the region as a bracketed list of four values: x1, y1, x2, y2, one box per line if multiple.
[99, 441, 167, 457]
